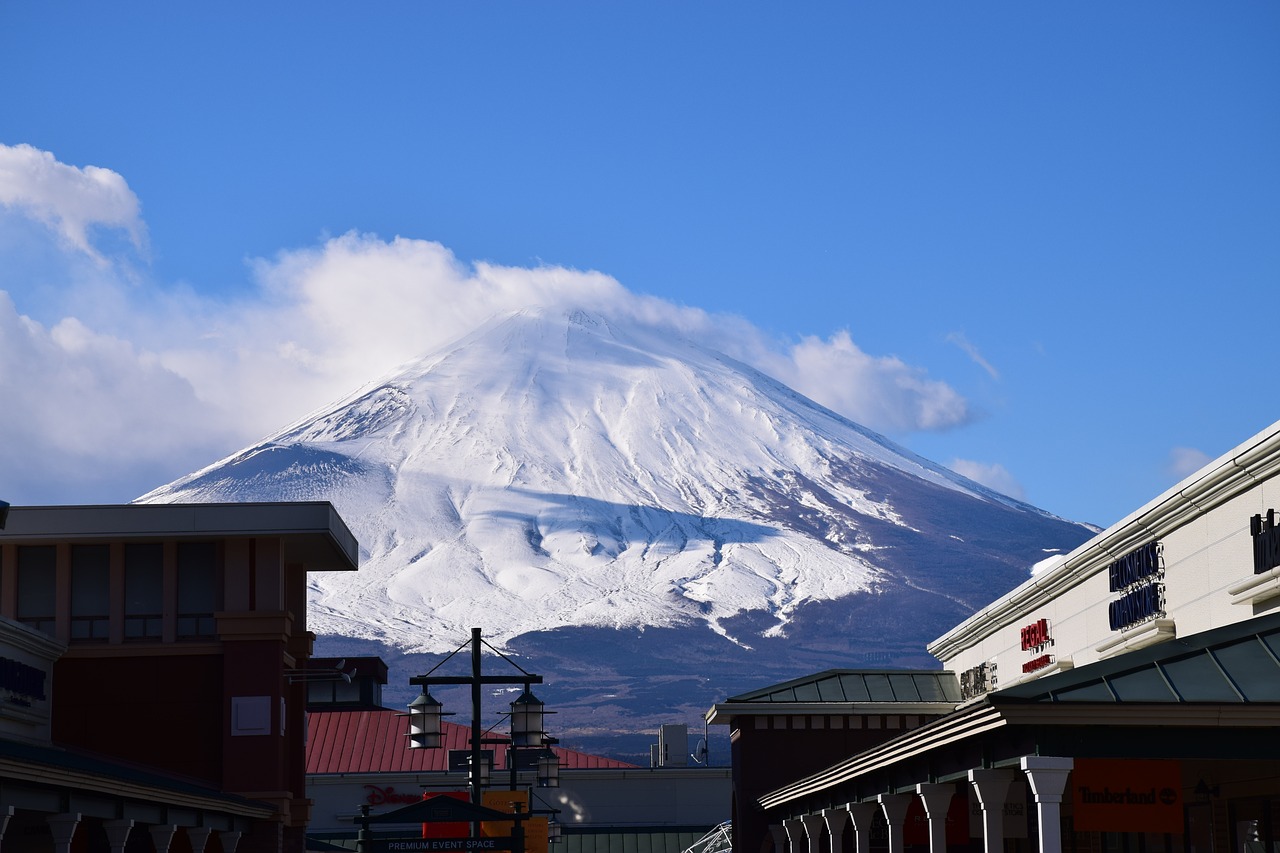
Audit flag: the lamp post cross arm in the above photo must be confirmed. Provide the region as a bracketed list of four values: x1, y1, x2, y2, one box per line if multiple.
[410, 675, 543, 687]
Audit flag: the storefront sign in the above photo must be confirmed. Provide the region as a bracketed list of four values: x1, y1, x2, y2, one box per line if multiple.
[1251, 510, 1280, 575]
[1073, 759, 1183, 833]
[1107, 541, 1162, 592]
[0, 657, 47, 705]
[1019, 618, 1054, 673]
[960, 662, 993, 700]
[366, 786, 423, 806]
[370, 839, 510, 852]
[1020, 619, 1051, 652]
[1108, 583, 1164, 631]
[1022, 654, 1053, 674]
[1106, 541, 1164, 631]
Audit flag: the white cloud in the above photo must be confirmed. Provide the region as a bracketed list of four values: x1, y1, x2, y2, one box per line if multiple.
[948, 458, 1027, 501]
[945, 331, 1000, 380]
[0, 144, 147, 263]
[239, 236, 974, 436]
[761, 331, 971, 433]
[1167, 446, 1213, 481]
[0, 145, 976, 504]
[0, 291, 236, 504]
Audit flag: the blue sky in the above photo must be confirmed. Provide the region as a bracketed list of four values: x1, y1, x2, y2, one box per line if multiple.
[0, 2, 1277, 528]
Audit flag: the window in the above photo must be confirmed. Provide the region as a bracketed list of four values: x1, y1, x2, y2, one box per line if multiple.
[307, 679, 361, 706]
[124, 543, 163, 640]
[16, 546, 56, 636]
[177, 542, 220, 638]
[70, 544, 110, 641]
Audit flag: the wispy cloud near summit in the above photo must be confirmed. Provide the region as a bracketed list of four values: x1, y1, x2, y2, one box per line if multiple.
[0, 144, 974, 504]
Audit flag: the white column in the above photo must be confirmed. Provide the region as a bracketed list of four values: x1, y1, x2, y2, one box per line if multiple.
[221, 830, 244, 853]
[769, 825, 789, 853]
[969, 769, 1017, 853]
[823, 807, 849, 853]
[1022, 757, 1073, 853]
[0, 806, 14, 847]
[845, 802, 879, 853]
[187, 827, 215, 853]
[150, 824, 180, 853]
[799, 814, 826, 853]
[877, 793, 914, 853]
[916, 784, 955, 853]
[784, 818, 806, 853]
[47, 813, 81, 853]
[103, 820, 134, 853]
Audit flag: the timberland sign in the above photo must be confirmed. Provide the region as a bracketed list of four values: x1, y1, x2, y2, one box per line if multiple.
[1073, 759, 1182, 833]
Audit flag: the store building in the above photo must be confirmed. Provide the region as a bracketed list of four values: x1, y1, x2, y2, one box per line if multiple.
[0, 502, 359, 853]
[710, 420, 1280, 853]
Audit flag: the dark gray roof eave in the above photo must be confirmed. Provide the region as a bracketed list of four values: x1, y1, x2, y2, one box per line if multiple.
[0, 502, 359, 572]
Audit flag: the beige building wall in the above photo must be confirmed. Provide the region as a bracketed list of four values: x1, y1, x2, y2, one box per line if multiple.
[930, 419, 1280, 693]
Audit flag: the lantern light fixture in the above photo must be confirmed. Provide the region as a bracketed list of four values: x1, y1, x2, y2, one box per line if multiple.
[537, 750, 560, 788]
[406, 688, 444, 749]
[509, 686, 546, 747]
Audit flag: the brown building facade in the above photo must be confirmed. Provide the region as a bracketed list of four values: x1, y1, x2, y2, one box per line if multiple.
[0, 502, 358, 853]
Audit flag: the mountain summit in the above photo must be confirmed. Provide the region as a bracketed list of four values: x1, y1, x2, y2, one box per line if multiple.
[140, 307, 1091, 753]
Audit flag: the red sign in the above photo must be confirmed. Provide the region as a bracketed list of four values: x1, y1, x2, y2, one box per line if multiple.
[1073, 759, 1183, 833]
[1020, 619, 1051, 652]
[1022, 654, 1053, 674]
[421, 792, 470, 839]
[366, 786, 424, 806]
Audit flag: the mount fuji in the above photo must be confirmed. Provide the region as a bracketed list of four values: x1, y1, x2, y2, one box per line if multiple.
[139, 307, 1093, 760]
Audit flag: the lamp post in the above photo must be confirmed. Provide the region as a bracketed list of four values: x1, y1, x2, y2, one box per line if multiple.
[406, 628, 560, 809]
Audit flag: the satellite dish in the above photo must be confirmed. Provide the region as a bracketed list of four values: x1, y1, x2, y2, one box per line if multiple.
[690, 737, 708, 765]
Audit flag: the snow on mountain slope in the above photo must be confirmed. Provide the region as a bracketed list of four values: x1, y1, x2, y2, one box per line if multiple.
[139, 308, 1091, 663]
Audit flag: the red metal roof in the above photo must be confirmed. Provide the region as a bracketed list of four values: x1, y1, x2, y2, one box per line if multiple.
[306, 709, 638, 774]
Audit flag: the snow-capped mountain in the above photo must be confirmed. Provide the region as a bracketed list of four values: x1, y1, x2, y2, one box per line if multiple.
[139, 307, 1092, 758]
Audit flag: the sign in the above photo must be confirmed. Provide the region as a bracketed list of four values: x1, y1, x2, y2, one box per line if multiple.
[1107, 541, 1162, 591]
[1252, 511, 1280, 575]
[1108, 583, 1164, 631]
[0, 657, 47, 705]
[366, 786, 423, 806]
[1020, 618, 1054, 674]
[421, 792, 471, 839]
[1073, 759, 1183, 833]
[371, 838, 511, 853]
[1106, 541, 1164, 632]
[960, 663, 993, 700]
[1020, 619, 1051, 652]
[1022, 654, 1053, 674]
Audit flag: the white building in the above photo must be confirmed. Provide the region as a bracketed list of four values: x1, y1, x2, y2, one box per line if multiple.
[711, 419, 1280, 853]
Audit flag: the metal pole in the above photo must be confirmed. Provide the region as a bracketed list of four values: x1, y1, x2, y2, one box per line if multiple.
[470, 627, 483, 806]
[470, 627, 484, 842]
[512, 801, 525, 853]
[357, 804, 370, 853]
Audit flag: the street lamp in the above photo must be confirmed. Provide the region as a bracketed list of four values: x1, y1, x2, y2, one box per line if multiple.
[406, 628, 556, 807]
[536, 751, 560, 788]
[509, 686, 545, 747]
[406, 688, 444, 749]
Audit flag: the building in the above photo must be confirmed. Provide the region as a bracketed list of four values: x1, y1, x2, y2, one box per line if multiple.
[710, 420, 1280, 853]
[0, 502, 358, 853]
[304, 657, 732, 853]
